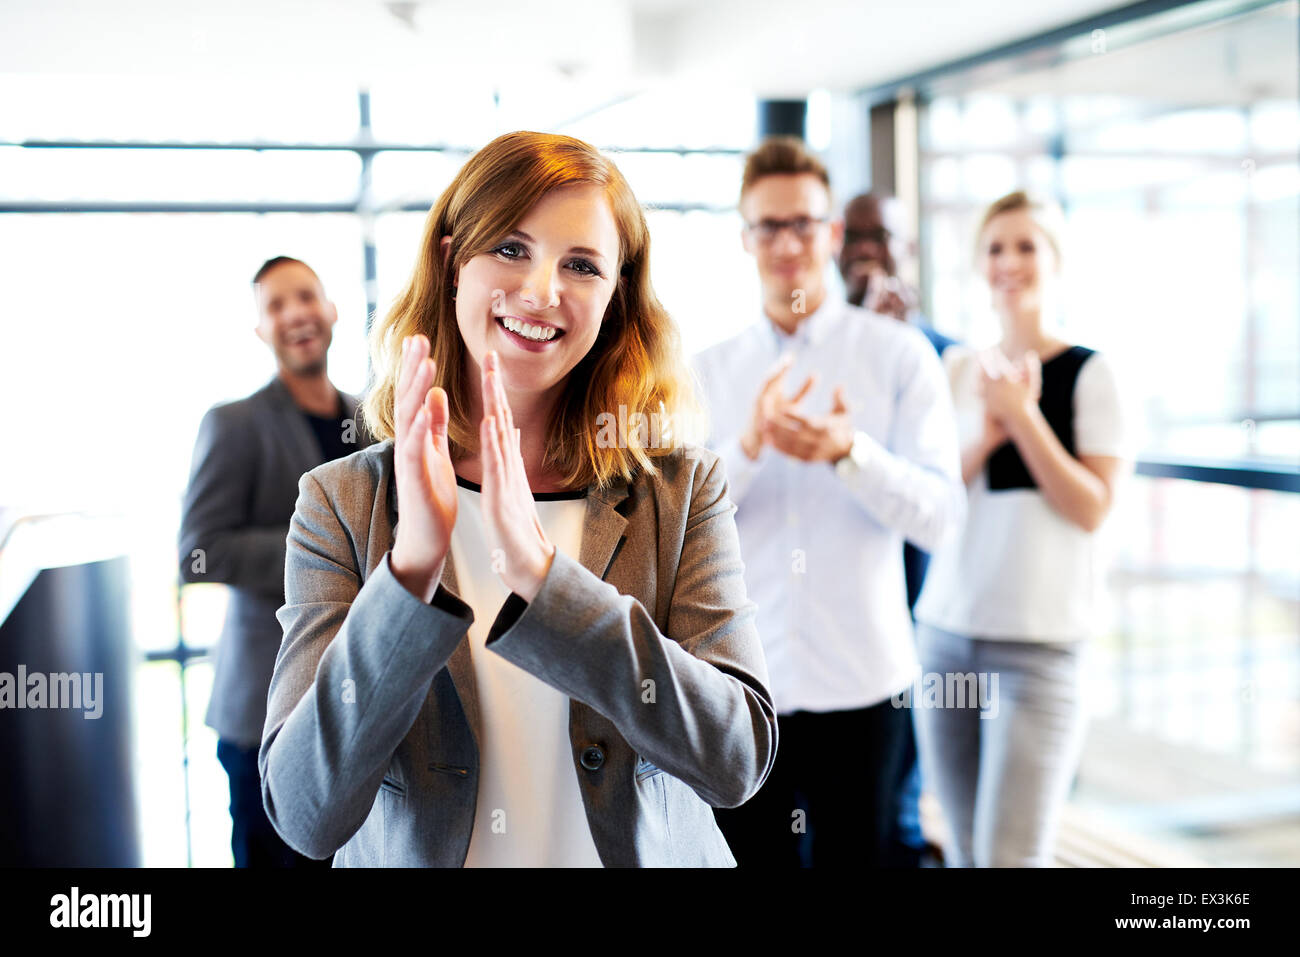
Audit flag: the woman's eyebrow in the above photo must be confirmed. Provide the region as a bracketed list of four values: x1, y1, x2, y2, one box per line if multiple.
[509, 229, 608, 261]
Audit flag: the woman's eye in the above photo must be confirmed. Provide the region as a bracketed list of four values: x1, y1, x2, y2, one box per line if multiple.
[988, 243, 1002, 255]
[493, 242, 526, 259]
[1019, 242, 1035, 254]
[568, 259, 600, 277]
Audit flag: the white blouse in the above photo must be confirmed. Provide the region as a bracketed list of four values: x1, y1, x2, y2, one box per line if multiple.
[914, 345, 1130, 643]
[450, 477, 602, 867]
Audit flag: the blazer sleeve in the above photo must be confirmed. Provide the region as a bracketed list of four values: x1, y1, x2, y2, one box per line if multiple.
[258, 469, 474, 860]
[177, 403, 287, 597]
[484, 451, 778, 809]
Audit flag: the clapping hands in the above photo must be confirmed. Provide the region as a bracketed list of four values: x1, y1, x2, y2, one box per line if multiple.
[477, 350, 556, 602]
[976, 347, 1042, 448]
[742, 354, 856, 464]
[389, 336, 555, 604]
[390, 334, 458, 603]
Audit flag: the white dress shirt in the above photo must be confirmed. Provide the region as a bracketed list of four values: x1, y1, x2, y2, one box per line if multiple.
[691, 297, 964, 713]
[451, 477, 603, 867]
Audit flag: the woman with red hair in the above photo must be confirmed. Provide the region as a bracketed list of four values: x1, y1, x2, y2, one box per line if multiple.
[259, 131, 776, 867]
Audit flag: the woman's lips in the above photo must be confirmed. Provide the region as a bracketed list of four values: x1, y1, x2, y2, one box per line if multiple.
[495, 316, 564, 352]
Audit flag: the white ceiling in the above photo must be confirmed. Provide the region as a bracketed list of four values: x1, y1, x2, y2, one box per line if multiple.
[0, 0, 1132, 95]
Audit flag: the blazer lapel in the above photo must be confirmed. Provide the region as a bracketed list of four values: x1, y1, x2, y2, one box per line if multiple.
[579, 476, 630, 582]
[264, 376, 325, 477]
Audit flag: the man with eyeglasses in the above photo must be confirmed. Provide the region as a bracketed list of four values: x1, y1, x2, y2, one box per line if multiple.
[694, 137, 964, 868]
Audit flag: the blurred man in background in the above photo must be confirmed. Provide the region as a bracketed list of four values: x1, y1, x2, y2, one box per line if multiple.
[840, 191, 958, 357]
[840, 190, 960, 867]
[178, 256, 371, 868]
[697, 140, 964, 867]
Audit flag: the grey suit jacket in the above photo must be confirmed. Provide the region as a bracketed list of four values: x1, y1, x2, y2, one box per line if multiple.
[259, 439, 777, 867]
[178, 375, 372, 746]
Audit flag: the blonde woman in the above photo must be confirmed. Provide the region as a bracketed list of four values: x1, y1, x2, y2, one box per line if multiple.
[914, 191, 1130, 867]
[258, 131, 777, 867]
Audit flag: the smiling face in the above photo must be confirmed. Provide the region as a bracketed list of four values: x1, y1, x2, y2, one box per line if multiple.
[838, 194, 900, 306]
[979, 208, 1057, 316]
[254, 261, 337, 375]
[741, 173, 837, 310]
[444, 183, 621, 404]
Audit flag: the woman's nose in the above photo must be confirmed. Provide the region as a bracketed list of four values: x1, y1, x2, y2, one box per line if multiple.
[519, 259, 560, 310]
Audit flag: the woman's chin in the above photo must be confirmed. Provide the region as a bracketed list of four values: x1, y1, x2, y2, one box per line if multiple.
[495, 356, 564, 393]
[994, 289, 1039, 312]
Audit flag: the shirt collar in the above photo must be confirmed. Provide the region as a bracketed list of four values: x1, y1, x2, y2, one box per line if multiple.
[763, 295, 840, 351]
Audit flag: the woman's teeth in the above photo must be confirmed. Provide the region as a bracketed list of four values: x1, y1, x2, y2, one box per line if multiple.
[499, 316, 560, 342]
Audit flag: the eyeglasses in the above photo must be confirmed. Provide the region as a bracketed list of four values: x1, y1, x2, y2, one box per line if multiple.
[844, 226, 891, 246]
[744, 216, 830, 243]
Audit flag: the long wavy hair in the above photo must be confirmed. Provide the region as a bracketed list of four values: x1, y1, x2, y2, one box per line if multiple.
[361, 131, 701, 490]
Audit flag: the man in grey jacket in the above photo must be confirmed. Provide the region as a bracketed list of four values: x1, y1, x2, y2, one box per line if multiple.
[178, 256, 372, 867]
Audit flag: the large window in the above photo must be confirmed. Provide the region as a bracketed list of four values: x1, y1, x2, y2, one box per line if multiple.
[906, 0, 1299, 864]
[917, 1, 1299, 466]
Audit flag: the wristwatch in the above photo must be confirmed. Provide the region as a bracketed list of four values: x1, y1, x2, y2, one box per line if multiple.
[833, 430, 871, 481]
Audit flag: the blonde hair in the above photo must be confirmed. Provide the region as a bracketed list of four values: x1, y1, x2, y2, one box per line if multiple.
[361, 130, 700, 490]
[975, 190, 1064, 263]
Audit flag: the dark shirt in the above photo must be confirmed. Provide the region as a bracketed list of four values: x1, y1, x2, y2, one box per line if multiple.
[303, 394, 352, 466]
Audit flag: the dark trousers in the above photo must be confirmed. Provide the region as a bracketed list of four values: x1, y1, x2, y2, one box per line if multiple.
[714, 699, 911, 867]
[889, 540, 932, 867]
[886, 718, 926, 867]
[216, 739, 332, 868]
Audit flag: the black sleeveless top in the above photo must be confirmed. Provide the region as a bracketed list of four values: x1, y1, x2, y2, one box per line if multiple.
[986, 345, 1095, 492]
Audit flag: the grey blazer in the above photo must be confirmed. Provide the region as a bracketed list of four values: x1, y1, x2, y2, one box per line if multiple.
[259, 439, 777, 867]
[178, 376, 371, 747]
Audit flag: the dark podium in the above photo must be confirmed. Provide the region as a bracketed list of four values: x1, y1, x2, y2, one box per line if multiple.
[0, 512, 140, 866]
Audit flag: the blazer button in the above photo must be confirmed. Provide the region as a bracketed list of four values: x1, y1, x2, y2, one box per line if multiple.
[579, 745, 605, 771]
